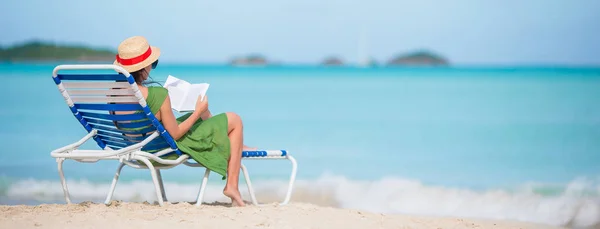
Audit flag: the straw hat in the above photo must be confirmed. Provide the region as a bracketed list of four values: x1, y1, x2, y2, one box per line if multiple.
[114, 36, 161, 73]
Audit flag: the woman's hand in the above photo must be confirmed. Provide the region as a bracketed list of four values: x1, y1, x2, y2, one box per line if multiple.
[195, 95, 209, 114]
[159, 94, 206, 141]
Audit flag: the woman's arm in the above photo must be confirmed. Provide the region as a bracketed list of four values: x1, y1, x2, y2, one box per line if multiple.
[159, 95, 208, 140]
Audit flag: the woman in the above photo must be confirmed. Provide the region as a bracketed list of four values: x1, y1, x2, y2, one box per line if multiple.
[113, 36, 246, 206]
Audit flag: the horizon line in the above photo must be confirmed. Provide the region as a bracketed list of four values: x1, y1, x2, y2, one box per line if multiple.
[2, 61, 600, 69]
[3, 39, 600, 67]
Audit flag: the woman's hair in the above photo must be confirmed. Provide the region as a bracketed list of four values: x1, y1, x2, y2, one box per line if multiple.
[130, 65, 162, 86]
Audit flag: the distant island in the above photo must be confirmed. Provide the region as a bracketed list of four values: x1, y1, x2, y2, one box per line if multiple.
[321, 56, 345, 66]
[387, 50, 449, 66]
[0, 41, 451, 67]
[320, 51, 448, 67]
[229, 54, 270, 66]
[0, 41, 116, 62]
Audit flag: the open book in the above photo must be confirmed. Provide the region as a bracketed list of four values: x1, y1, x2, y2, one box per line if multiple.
[163, 75, 209, 112]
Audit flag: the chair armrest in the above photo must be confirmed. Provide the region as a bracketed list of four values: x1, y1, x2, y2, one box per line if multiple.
[50, 129, 98, 157]
[54, 132, 162, 159]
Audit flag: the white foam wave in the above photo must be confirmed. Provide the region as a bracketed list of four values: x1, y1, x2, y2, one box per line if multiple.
[2, 174, 599, 228]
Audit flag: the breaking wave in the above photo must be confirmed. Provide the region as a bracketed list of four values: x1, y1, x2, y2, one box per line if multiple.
[1, 174, 599, 228]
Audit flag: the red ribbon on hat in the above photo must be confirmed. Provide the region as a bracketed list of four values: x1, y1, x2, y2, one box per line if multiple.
[116, 47, 152, 66]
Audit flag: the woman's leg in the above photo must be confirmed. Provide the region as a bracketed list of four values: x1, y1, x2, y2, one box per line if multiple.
[205, 109, 256, 151]
[223, 112, 245, 206]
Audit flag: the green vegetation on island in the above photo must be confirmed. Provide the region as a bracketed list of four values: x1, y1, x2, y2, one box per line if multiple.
[0, 41, 116, 62]
[387, 50, 449, 66]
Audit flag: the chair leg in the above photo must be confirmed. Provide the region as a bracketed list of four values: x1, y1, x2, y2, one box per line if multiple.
[56, 158, 72, 204]
[155, 169, 167, 202]
[282, 155, 298, 205]
[135, 157, 165, 206]
[195, 168, 210, 206]
[241, 163, 258, 205]
[104, 162, 125, 205]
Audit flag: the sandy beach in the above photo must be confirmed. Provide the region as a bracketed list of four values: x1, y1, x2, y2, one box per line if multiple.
[0, 202, 565, 229]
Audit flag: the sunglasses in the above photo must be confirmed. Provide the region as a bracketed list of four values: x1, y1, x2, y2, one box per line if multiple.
[152, 60, 159, 69]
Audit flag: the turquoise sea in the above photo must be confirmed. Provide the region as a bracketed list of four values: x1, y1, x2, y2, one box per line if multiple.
[0, 63, 599, 228]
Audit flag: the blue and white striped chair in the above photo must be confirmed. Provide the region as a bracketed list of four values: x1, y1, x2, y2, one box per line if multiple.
[50, 64, 297, 206]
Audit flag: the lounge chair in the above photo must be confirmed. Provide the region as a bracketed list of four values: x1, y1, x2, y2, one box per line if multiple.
[49, 64, 298, 206]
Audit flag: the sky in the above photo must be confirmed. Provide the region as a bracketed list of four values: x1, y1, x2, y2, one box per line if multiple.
[1, 0, 599, 65]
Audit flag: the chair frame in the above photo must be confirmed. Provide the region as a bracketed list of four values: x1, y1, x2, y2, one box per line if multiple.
[50, 64, 298, 206]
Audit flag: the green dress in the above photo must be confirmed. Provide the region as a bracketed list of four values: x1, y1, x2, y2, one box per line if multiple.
[146, 87, 230, 179]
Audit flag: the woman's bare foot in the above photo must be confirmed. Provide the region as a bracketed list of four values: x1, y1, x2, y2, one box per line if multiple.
[243, 145, 258, 151]
[223, 188, 245, 207]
